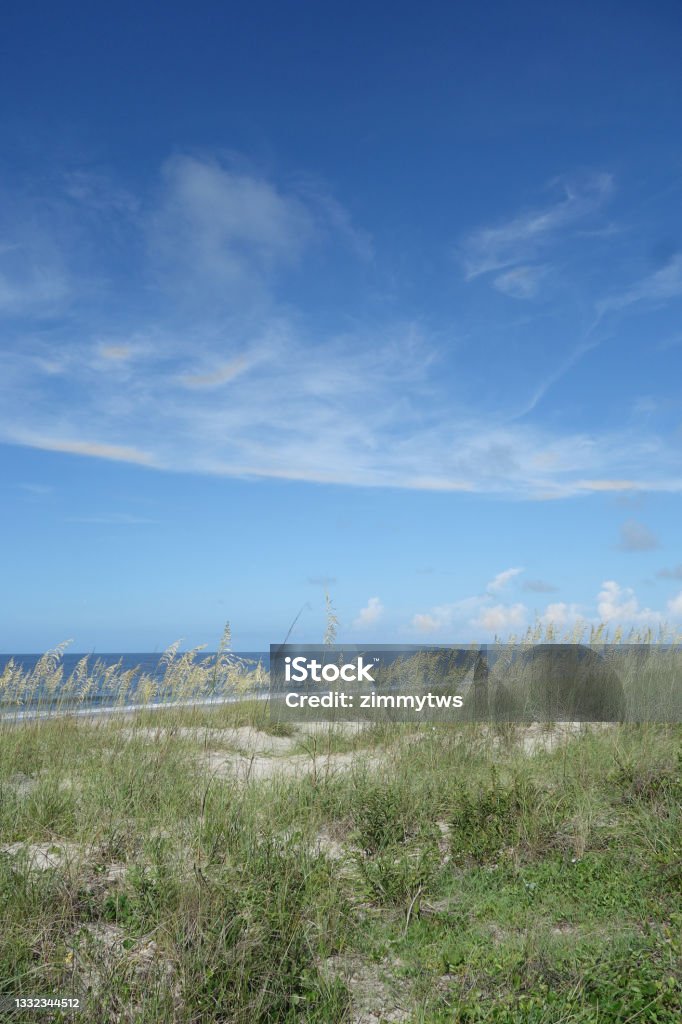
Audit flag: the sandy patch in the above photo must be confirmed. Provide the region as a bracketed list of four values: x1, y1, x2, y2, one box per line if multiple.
[322, 954, 412, 1024]
[118, 724, 297, 754]
[197, 748, 382, 782]
[73, 923, 180, 1019]
[488, 721, 617, 755]
[1, 840, 85, 871]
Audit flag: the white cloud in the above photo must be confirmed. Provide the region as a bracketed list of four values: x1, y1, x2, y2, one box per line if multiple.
[294, 180, 374, 261]
[472, 603, 527, 632]
[10, 433, 154, 466]
[411, 578, 682, 644]
[411, 613, 441, 633]
[539, 602, 583, 628]
[458, 173, 613, 280]
[147, 155, 370, 304]
[597, 254, 682, 315]
[411, 588, 528, 639]
[597, 580, 661, 625]
[1, 156, 681, 500]
[178, 355, 255, 390]
[486, 567, 524, 593]
[493, 264, 548, 299]
[4, 324, 682, 497]
[410, 596, 483, 636]
[147, 156, 315, 305]
[353, 597, 384, 629]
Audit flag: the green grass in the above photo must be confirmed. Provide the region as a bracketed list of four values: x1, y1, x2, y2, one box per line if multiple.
[0, 705, 680, 1022]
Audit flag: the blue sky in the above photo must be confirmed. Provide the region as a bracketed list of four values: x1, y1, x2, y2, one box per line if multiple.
[1, 0, 682, 651]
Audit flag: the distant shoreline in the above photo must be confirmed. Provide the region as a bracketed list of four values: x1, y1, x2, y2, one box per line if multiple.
[0, 691, 269, 724]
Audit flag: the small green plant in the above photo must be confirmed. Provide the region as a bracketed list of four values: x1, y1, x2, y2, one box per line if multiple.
[353, 785, 411, 854]
[356, 843, 440, 906]
[450, 772, 547, 865]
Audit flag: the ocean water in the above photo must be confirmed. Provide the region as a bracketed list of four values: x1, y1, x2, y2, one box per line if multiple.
[0, 652, 270, 716]
[0, 652, 270, 676]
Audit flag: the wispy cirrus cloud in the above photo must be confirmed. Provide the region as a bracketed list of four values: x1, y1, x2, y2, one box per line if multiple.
[0, 230, 69, 314]
[486, 567, 524, 593]
[10, 434, 155, 467]
[4, 329, 682, 496]
[14, 482, 53, 497]
[178, 355, 255, 390]
[457, 172, 613, 281]
[597, 253, 682, 315]
[1, 155, 681, 500]
[493, 264, 549, 299]
[577, 479, 639, 492]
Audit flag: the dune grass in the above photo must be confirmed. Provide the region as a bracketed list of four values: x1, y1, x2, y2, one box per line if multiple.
[0, 619, 680, 1021]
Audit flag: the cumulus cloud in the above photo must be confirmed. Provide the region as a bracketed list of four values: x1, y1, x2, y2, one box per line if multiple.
[411, 613, 440, 633]
[472, 603, 527, 632]
[410, 587, 528, 639]
[539, 602, 583, 628]
[597, 580, 661, 625]
[353, 597, 384, 629]
[411, 577, 682, 643]
[410, 596, 483, 636]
